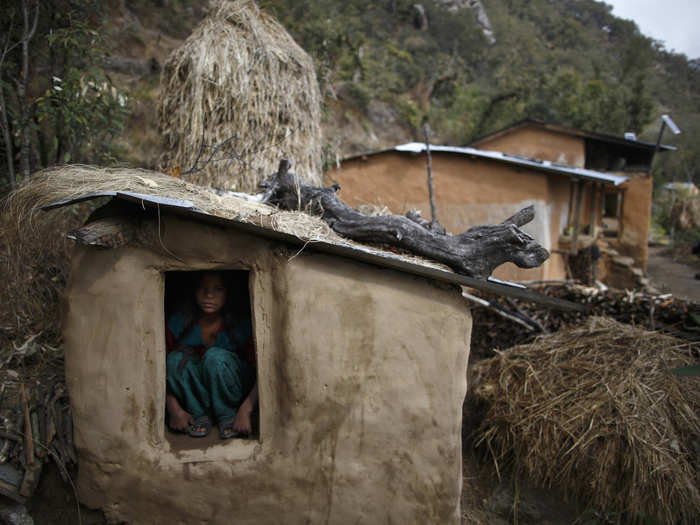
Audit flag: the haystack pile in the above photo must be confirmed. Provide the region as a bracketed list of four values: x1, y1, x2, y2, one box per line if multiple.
[671, 196, 700, 231]
[158, 0, 322, 192]
[470, 317, 700, 523]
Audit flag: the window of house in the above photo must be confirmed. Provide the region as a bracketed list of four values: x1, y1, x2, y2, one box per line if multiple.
[163, 270, 258, 450]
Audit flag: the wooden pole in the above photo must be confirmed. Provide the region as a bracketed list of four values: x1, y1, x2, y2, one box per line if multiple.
[589, 183, 599, 238]
[20, 383, 33, 466]
[570, 180, 584, 254]
[566, 179, 575, 231]
[647, 120, 666, 175]
[423, 123, 438, 224]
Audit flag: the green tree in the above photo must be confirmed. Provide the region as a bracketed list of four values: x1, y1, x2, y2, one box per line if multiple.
[0, 0, 130, 190]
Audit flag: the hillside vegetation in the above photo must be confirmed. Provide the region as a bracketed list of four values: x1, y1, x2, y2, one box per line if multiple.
[263, 0, 698, 183]
[0, 0, 698, 189]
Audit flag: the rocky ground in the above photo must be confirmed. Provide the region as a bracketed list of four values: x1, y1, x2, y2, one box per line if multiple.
[647, 245, 700, 303]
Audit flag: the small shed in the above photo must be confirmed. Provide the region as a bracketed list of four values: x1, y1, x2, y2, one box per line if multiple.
[41, 167, 478, 524]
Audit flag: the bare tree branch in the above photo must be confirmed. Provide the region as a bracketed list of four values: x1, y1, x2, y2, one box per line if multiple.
[261, 161, 549, 279]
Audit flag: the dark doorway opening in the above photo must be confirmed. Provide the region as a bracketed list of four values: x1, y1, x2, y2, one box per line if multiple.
[163, 270, 258, 449]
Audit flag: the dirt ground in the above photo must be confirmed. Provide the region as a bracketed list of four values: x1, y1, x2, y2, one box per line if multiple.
[646, 245, 700, 302]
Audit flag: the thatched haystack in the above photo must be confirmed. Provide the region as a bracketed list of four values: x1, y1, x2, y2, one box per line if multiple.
[158, 0, 322, 192]
[670, 196, 700, 232]
[471, 317, 700, 524]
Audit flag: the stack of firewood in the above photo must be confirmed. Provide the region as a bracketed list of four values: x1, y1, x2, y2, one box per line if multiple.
[0, 341, 75, 504]
[469, 283, 700, 359]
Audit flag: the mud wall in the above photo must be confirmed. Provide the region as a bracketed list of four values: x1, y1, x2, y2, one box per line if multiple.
[611, 173, 653, 270]
[327, 151, 570, 281]
[63, 215, 472, 524]
[473, 125, 586, 167]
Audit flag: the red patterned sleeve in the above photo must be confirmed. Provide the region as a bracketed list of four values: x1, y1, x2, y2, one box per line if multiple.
[242, 337, 257, 369]
[166, 325, 176, 353]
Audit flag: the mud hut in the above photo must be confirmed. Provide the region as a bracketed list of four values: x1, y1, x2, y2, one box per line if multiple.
[158, 0, 322, 192]
[12, 165, 471, 524]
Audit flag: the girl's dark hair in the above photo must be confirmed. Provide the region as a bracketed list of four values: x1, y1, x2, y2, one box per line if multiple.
[173, 271, 249, 349]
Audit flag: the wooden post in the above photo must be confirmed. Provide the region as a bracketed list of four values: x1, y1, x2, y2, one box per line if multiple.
[566, 179, 575, 232]
[589, 183, 599, 238]
[570, 180, 584, 254]
[423, 123, 438, 224]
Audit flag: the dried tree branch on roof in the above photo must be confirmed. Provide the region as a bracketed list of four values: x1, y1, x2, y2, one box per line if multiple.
[261, 160, 549, 279]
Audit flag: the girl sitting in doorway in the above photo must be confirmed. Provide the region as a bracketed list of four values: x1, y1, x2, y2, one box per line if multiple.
[165, 271, 257, 439]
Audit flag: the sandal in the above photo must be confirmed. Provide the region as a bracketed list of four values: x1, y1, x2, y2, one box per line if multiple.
[188, 416, 210, 438]
[218, 419, 243, 440]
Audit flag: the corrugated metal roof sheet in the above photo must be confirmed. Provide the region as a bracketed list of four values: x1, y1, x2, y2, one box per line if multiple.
[394, 142, 629, 185]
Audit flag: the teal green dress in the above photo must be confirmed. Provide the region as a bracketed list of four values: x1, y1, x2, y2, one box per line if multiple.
[166, 312, 255, 424]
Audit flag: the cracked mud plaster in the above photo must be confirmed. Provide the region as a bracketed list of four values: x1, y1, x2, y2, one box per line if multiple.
[63, 215, 471, 524]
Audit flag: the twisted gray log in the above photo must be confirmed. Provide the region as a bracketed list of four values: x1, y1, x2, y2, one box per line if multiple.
[261, 160, 549, 279]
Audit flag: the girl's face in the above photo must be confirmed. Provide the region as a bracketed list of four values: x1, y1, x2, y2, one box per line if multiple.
[196, 273, 227, 315]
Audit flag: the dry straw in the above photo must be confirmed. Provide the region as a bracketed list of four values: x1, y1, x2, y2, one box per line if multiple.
[158, 0, 322, 192]
[5, 165, 452, 265]
[2, 165, 338, 250]
[471, 317, 700, 523]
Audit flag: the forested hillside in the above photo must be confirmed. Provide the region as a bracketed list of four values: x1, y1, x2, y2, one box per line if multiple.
[1, 0, 698, 189]
[264, 0, 699, 183]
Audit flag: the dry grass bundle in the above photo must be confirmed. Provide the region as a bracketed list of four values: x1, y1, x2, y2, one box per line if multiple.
[471, 317, 700, 524]
[670, 196, 700, 232]
[0, 198, 88, 349]
[158, 0, 322, 192]
[5, 165, 274, 224]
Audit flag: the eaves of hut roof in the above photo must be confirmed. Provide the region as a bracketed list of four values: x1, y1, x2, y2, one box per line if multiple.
[340, 142, 630, 186]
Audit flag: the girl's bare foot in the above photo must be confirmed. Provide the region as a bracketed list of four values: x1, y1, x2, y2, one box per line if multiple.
[233, 403, 253, 434]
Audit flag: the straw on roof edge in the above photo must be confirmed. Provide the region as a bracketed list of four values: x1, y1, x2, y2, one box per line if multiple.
[5, 165, 451, 273]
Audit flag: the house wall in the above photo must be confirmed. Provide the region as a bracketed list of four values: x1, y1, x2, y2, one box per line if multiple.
[472, 125, 653, 272]
[63, 215, 471, 525]
[473, 125, 586, 167]
[610, 173, 653, 270]
[328, 152, 570, 282]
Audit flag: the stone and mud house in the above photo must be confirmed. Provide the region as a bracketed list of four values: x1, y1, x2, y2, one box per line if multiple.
[327, 119, 675, 286]
[50, 178, 483, 524]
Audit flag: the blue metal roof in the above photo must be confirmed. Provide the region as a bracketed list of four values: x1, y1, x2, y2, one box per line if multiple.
[394, 142, 629, 185]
